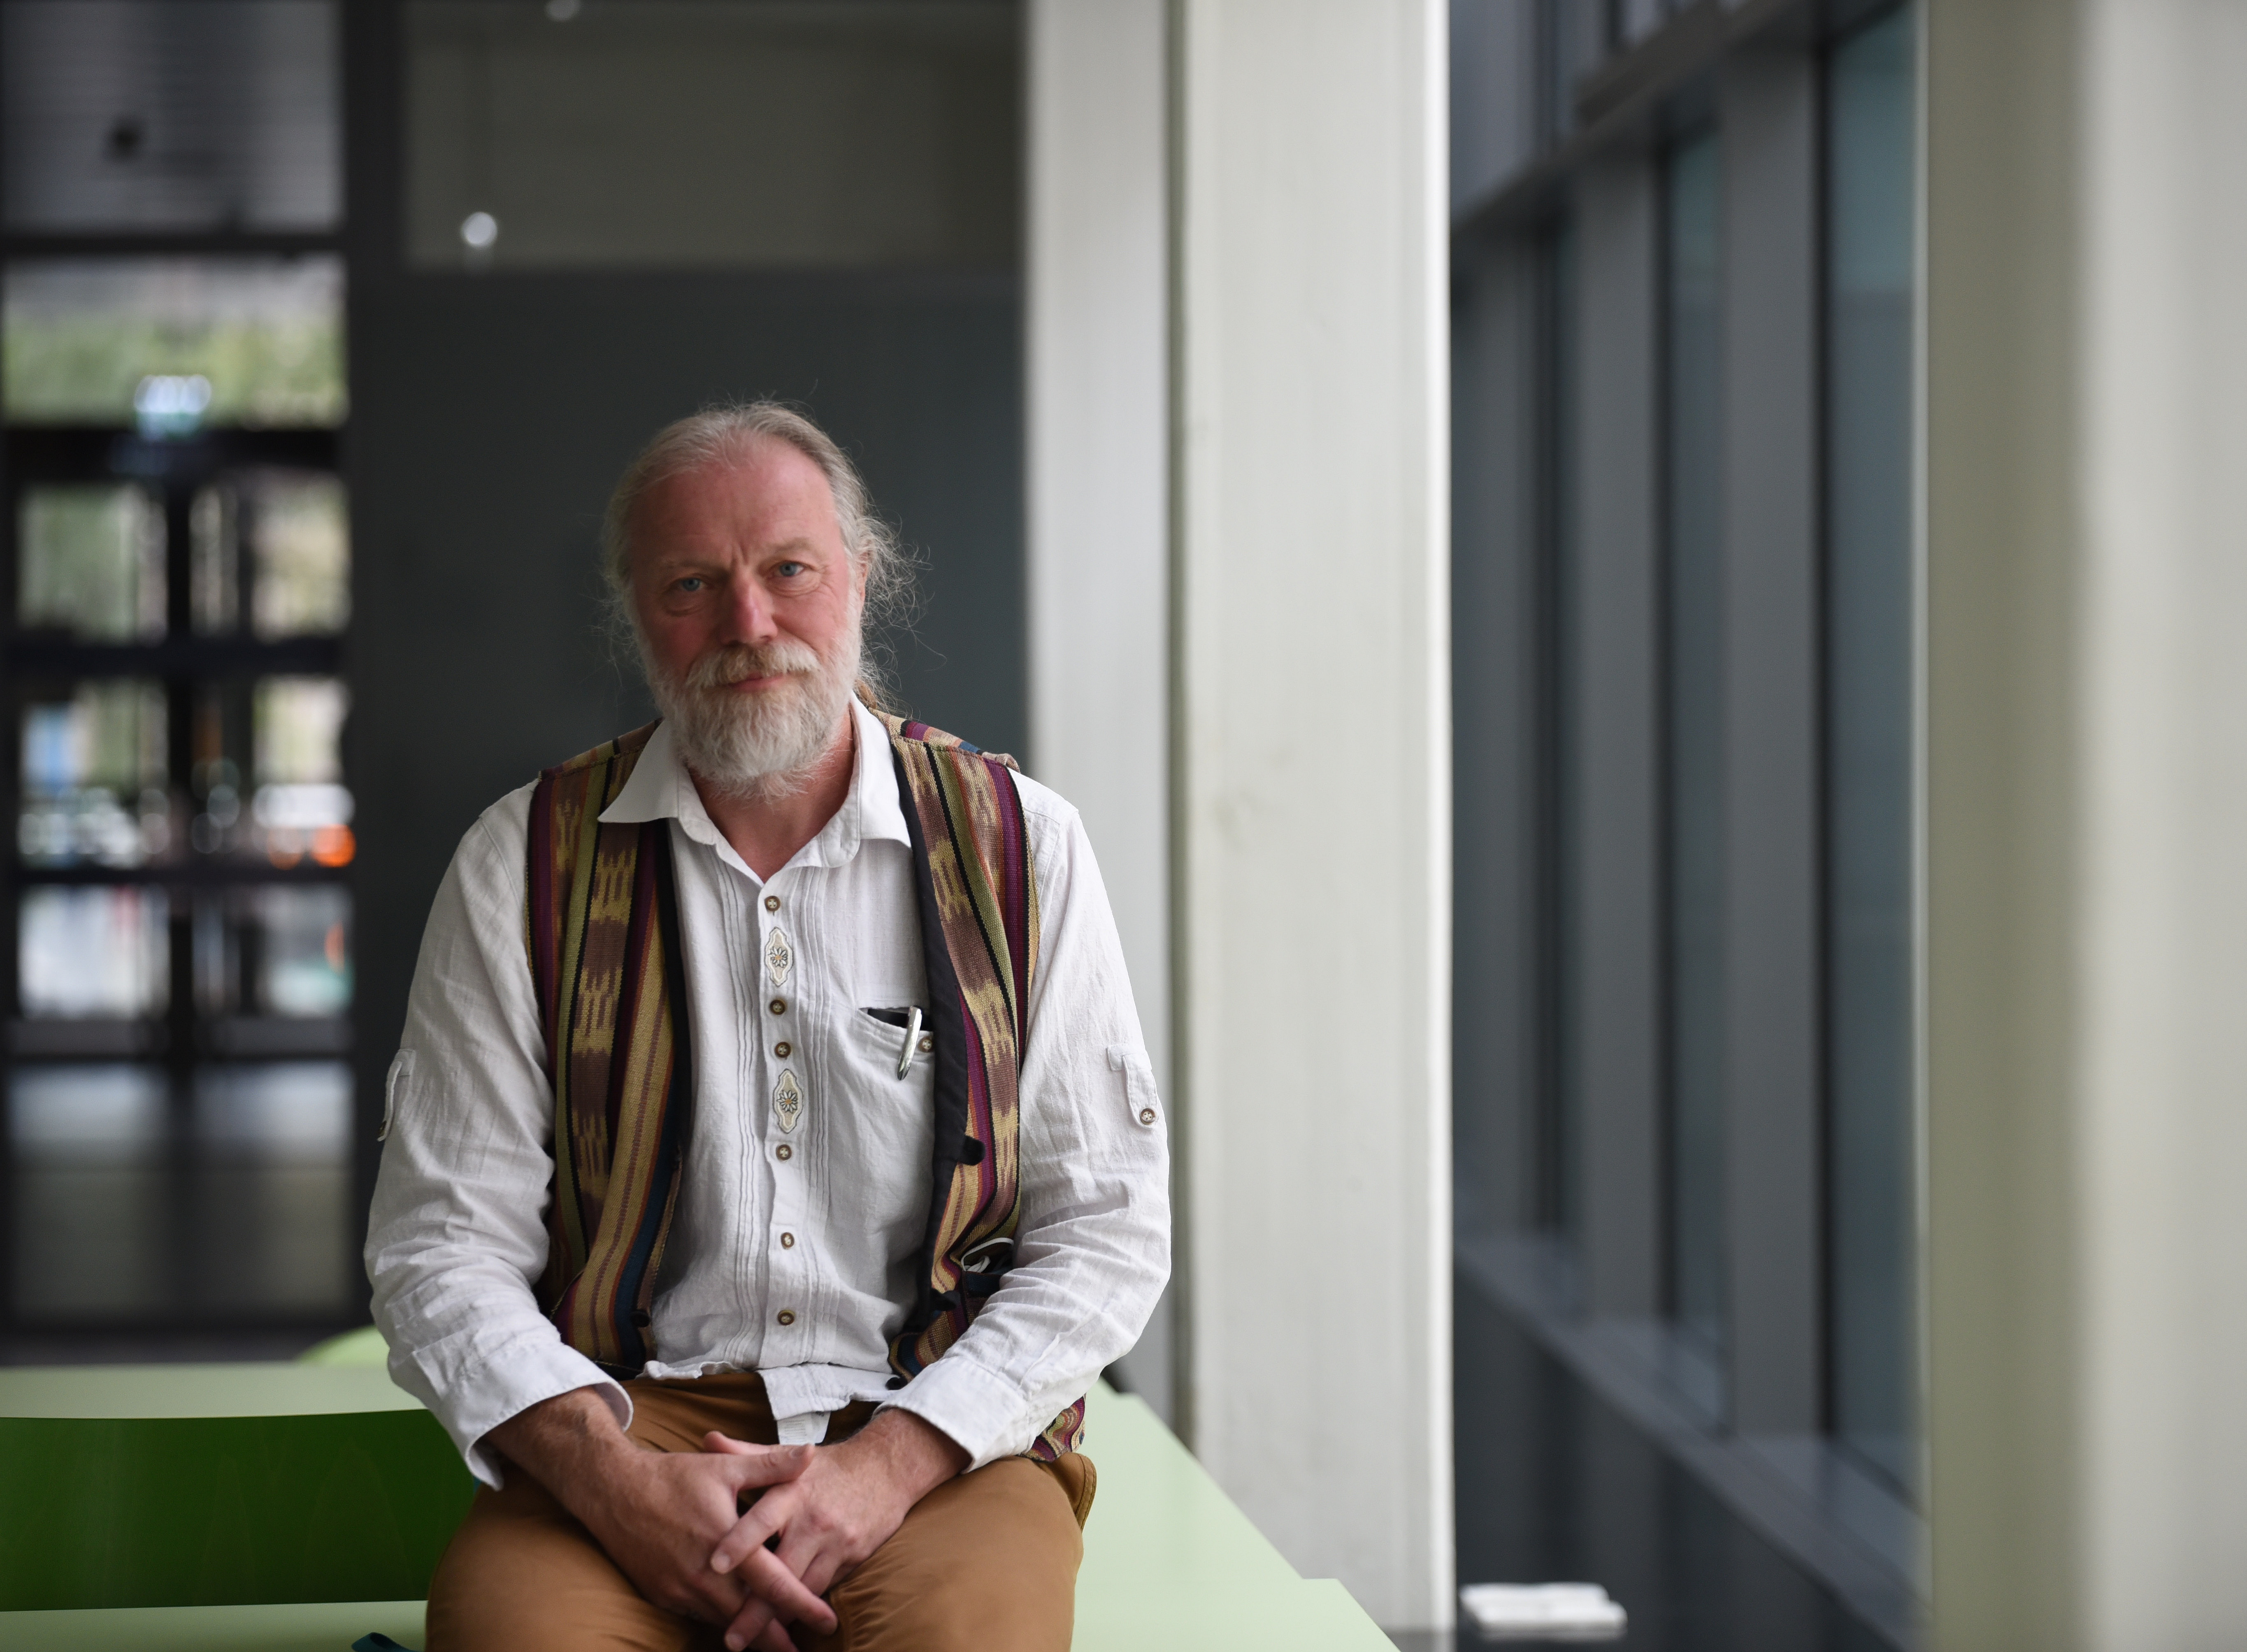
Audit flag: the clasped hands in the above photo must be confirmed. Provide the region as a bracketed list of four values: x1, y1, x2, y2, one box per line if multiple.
[492, 1391, 969, 1652]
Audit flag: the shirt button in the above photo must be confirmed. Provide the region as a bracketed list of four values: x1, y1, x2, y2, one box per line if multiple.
[1140, 1108, 1157, 1125]
[780, 1232, 795, 1248]
[774, 1041, 791, 1058]
[918, 1034, 935, 1053]
[764, 895, 781, 913]
[769, 997, 787, 1015]
[776, 1310, 796, 1326]
[775, 1143, 793, 1161]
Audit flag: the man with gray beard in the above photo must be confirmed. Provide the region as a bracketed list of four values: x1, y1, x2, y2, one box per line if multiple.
[365, 405, 1169, 1652]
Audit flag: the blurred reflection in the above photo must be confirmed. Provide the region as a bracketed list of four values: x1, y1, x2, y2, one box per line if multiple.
[7, 1061, 352, 1320]
[7, 1065, 167, 1318]
[191, 469, 350, 637]
[16, 886, 169, 1017]
[256, 885, 351, 1015]
[18, 680, 170, 867]
[2, 256, 345, 427]
[17, 484, 165, 641]
[253, 675, 352, 867]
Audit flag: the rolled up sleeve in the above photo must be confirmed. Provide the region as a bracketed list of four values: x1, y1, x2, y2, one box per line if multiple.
[884, 779, 1172, 1466]
[363, 786, 627, 1487]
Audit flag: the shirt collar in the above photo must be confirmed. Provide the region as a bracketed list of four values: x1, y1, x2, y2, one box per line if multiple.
[598, 698, 909, 875]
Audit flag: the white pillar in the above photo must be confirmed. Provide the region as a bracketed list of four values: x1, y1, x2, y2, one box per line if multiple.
[1926, 1, 2247, 1645]
[1023, 0, 1174, 1420]
[1173, 0, 1453, 1631]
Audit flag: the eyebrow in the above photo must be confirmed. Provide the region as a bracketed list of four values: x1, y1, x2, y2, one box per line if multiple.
[648, 537, 822, 569]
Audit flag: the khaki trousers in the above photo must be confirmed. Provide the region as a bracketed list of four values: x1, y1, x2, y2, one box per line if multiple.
[425, 1374, 1094, 1652]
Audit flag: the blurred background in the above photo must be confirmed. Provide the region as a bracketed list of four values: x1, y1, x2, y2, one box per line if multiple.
[8, 2, 2247, 1650]
[0, 0, 1025, 1367]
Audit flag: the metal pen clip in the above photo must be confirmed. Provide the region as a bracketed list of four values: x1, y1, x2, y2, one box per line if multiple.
[897, 1005, 924, 1079]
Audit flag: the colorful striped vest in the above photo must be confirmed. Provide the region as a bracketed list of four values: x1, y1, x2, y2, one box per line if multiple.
[523, 714, 1085, 1461]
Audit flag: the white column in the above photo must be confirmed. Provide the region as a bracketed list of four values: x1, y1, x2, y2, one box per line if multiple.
[1173, 0, 1453, 1632]
[1926, 1, 2247, 1645]
[1023, 0, 1173, 1417]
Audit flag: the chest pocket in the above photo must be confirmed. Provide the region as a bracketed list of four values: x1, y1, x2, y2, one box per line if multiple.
[823, 1006, 938, 1265]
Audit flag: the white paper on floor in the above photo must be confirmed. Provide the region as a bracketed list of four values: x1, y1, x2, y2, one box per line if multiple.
[1459, 1582, 1628, 1642]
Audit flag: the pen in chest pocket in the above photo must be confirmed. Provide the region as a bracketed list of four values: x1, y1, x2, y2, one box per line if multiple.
[897, 1005, 923, 1078]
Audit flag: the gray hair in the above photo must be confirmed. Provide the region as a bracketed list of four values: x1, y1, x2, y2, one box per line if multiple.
[601, 402, 914, 701]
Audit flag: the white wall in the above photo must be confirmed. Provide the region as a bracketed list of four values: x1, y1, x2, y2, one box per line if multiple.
[1173, 0, 1454, 1631]
[1024, 0, 1173, 1418]
[2073, 0, 2247, 1642]
[1925, 0, 2247, 1644]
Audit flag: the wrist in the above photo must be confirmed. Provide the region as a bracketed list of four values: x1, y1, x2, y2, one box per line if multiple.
[845, 1408, 969, 1503]
[487, 1386, 639, 1515]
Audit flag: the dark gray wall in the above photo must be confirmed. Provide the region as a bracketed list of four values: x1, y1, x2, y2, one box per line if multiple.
[343, 270, 1023, 1225]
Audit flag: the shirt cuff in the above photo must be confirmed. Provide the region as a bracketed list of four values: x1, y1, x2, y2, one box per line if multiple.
[413, 1339, 632, 1489]
[883, 1351, 1028, 1470]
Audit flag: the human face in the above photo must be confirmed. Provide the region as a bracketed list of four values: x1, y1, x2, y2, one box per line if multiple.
[630, 437, 864, 692]
[628, 439, 866, 794]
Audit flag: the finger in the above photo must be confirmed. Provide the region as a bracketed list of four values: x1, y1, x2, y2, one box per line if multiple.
[720, 1596, 773, 1652]
[715, 1441, 817, 1488]
[731, 1543, 838, 1636]
[711, 1497, 786, 1575]
[753, 1620, 799, 1652]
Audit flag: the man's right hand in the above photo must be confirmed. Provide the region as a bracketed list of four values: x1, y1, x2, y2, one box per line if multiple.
[486, 1387, 836, 1648]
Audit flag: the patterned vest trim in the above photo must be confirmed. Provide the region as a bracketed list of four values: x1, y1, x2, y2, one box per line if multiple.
[523, 717, 1085, 1461]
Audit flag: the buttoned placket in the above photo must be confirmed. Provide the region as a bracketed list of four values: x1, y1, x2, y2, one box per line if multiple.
[758, 876, 809, 1354]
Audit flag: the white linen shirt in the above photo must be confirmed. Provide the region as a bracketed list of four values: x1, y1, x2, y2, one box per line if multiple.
[365, 700, 1169, 1486]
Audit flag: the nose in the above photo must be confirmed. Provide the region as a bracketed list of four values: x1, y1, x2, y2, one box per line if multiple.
[720, 571, 778, 647]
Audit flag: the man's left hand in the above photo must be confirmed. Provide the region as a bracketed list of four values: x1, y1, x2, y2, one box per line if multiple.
[704, 1408, 970, 1652]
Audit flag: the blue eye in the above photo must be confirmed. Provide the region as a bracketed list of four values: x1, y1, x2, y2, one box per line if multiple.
[775, 561, 806, 578]
[675, 577, 704, 593]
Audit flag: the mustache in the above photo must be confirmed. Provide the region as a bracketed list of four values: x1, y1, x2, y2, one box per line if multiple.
[682, 639, 823, 691]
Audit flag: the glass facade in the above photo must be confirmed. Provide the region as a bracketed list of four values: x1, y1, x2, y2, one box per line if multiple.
[1662, 130, 1727, 1358]
[1451, 2, 1926, 1618]
[1824, 2, 1920, 1496]
[1, 5, 355, 1340]
[1535, 220, 1583, 1242]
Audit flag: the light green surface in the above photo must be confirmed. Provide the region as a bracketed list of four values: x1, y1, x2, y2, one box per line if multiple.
[0, 1361, 417, 1419]
[0, 1599, 426, 1651]
[1073, 1387, 1394, 1650]
[297, 1325, 391, 1369]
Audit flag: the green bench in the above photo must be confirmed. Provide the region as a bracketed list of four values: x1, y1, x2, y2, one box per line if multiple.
[0, 1334, 1391, 1651]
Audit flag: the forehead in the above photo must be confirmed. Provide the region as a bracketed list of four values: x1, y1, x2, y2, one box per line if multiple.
[635, 436, 841, 555]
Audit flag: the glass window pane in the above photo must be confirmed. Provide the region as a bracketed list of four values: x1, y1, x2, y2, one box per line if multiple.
[19, 680, 170, 868]
[1536, 219, 1585, 1242]
[1664, 128, 1726, 1360]
[3, 256, 346, 428]
[255, 885, 352, 1016]
[253, 675, 347, 785]
[1, 1, 340, 234]
[253, 472, 351, 637]
[8, 1064, 170, 1318]
[189, 1062, 352, 1313]
[1826, 2, 1919, 1500]
[194, 1061, 349, 1162]
[192, 471, 351, 637]
[16, 886, 170, 1017]
[17, 484, 165, 641]
[251, 676, 353, 868]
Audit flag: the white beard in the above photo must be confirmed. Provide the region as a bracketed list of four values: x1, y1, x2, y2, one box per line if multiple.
[643, 627, 861, 803]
